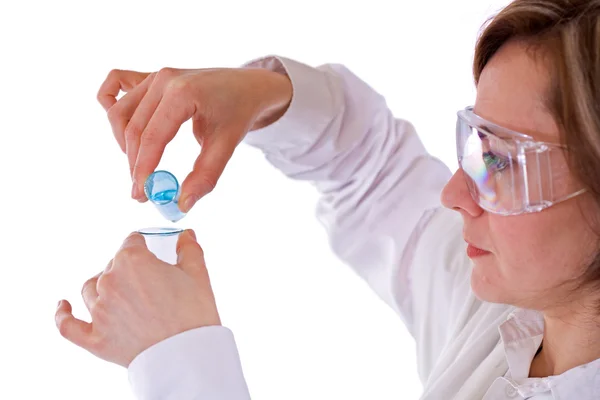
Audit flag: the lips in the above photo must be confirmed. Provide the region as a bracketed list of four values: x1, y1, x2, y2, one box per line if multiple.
[465, 242, 491, 258]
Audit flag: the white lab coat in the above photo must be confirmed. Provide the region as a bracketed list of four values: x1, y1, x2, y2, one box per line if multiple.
[127, 56, 600, 400]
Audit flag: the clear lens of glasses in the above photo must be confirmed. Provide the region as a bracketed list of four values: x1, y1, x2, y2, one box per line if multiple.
[456, 107, 584, 215]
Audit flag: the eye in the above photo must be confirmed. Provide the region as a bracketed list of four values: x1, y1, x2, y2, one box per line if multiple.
[482, 151, 509, 172]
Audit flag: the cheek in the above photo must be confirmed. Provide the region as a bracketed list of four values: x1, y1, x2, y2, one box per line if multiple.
[488, 213, 593, 290]
[470, 217, 561, 305]
[489, 218, 542, 273]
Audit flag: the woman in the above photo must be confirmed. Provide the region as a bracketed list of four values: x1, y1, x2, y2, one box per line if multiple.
[55, 0, 600, 398]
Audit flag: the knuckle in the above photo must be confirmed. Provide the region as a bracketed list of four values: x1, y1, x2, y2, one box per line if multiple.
[140, 128, 159, 144]
[97, 271, 117, 293]
[124, 123, 141, 141]
[166, 77, 191, 96]
[197, 174, 218, 192]
[140, 129, 166, 150]
[157, 67, 177, 81]
[107, 68, 123, 80]
[81, 277, 95, 297]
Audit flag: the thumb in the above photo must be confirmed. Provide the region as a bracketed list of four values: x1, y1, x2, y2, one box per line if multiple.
[179, 133, 238, 213]
[176, 230, 208, 278]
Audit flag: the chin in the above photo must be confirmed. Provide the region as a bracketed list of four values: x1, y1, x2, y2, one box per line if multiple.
[470, 263, 507, 304]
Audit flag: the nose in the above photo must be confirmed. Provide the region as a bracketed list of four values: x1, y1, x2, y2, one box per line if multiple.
[441, 168, 484, 218]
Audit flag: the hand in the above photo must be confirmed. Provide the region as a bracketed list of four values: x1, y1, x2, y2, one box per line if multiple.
[97, 66, 292, 212]
[55, 229, 221, 367]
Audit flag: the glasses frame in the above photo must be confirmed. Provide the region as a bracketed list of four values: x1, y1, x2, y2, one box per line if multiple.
[456, 106, 586, 215]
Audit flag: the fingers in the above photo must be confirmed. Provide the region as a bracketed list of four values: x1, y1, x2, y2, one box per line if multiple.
[104, 259, 114, 274]
[55, 300, 94, 350]
[106, 75, 154, 154]
[119, 232, 148, 252]
[124, 79, 164, 188]
[176, 230, 208, 277]
[111, 232, 153, 271]
[179, 133, 238, 212]
[97, 70, 151, 111]
[131, 91, 193, 201]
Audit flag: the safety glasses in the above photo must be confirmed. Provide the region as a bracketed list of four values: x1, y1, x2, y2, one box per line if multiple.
[456, 107, 586, 215]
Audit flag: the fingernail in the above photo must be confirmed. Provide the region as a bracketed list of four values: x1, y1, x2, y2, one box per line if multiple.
[187, 229, 197, 240]
[131, 184, 138, 199]
[57, 300, 62, 309]
[133, 184, 146, 202]
[182, 195, 199, 212]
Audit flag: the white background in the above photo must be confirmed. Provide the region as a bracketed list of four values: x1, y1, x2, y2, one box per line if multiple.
[1, 0, 510, 398]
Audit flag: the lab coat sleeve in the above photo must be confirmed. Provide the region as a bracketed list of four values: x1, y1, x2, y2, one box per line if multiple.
[242, 56, 475, 385]
[128, 326, 251, 400]
[242, 55, 454, 333]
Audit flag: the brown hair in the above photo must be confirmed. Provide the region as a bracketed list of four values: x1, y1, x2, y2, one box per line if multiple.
[473, 0, 600, 294]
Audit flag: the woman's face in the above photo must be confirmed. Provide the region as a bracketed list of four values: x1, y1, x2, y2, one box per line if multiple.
[441, 40, 598, 310]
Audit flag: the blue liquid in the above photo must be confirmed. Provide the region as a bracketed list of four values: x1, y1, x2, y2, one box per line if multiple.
[152, 189, 178, 205]
[144, 170, 186, 223]
[150, 189, 186, 222]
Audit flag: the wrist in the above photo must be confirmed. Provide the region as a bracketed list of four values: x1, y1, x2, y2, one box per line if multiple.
[249, 68, 292, 130]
